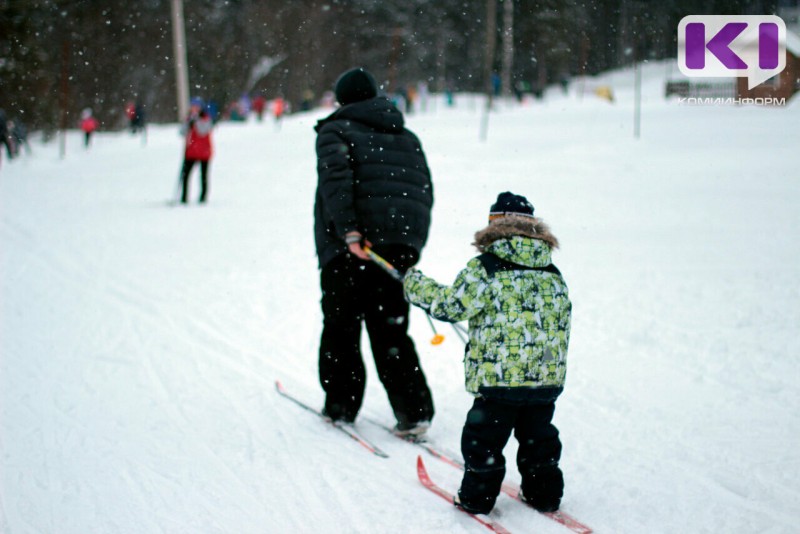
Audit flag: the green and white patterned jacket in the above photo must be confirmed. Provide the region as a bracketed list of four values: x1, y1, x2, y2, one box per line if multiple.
[403, 218, 571, 400]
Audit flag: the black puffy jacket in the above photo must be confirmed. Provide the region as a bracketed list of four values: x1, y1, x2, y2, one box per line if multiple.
[314, 96, 434, 268]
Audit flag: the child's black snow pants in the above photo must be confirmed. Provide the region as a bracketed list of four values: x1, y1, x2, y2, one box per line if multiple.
[318, 246, 434, 426]
[458, 396, 563, 514]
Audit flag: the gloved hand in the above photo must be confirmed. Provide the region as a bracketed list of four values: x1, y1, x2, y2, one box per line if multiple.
[345, 231, 372, 261]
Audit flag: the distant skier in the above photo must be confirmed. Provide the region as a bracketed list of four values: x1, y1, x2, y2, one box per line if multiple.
[131, 101, 146, 134]
[272, 96, 286, 128]
[300, 89, 315, 111]
[403, 192, 572, 515]
[80, 108, 99, 148]
[179, 97, 213, 204]
[0, 108, 14, 162]
[252, 95, 267, 122]
[9, 118, 30, 156]
[125, 101, 136, 131]
[313, 67, 435, 437]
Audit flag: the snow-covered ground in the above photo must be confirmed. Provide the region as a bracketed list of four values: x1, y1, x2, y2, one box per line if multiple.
[2, 62, 799, 533]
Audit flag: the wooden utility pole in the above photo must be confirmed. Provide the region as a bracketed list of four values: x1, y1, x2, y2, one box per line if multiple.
[171, 0, 190, 122]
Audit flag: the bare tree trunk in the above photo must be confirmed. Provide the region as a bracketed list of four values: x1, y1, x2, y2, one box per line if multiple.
[577, 34, 589, 100]
[501, 0, 514, 98]
[59, 38, 70, 159]
[388, 28, 404, 92]
[617, 0, 629, 66]
[480, 0, 497, 141]
[436, 32, 447, 93]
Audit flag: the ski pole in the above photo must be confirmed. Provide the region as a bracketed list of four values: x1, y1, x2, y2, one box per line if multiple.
[171, 164, 184, 205]
[451, 323, 467, 344]
[364, 246, 403, 282]
[425, 314, 445, 345]
[364, 246, 445, 346]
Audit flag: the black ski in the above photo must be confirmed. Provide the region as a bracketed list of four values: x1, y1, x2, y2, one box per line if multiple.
[275, 380, 388, 458]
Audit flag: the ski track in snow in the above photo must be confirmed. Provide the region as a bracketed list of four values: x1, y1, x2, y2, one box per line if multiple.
[2, 62, 799, 533]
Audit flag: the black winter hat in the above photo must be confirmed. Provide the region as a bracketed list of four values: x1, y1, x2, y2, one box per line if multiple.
[334, 68, 378, 105]
[489, 192, 535, 221]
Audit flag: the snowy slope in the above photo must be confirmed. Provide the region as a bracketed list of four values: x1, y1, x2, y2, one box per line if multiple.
[2, 62, 799, 533]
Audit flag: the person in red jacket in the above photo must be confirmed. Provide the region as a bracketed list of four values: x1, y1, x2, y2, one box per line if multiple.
[272, 96, 286, 130]
[179, 98, 213, 204]
[80, 108, 99, 148]
[252, 95, 267, 121]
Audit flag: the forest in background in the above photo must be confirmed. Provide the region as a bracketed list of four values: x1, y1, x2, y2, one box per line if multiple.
[0, 0, 787, 131]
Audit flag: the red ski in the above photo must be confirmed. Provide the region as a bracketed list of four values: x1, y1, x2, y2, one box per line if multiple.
[417, 456, 512, 534]
[372, 418, 592, 533]
[426, 446, 590, 533]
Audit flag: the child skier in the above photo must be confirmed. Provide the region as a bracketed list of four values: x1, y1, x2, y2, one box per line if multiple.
[402, 192, 572, 515]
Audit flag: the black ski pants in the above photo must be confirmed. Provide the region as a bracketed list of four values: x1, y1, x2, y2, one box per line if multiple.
[180, 159, 209, 203]
[458, 396, 563, 514]
[318, 247, 434, 426]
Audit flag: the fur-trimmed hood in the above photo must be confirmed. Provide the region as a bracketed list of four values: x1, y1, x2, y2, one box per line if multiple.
[473, 215, 559, 251]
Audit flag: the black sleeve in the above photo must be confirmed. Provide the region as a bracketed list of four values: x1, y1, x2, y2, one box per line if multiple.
[315, 125, 358, 237]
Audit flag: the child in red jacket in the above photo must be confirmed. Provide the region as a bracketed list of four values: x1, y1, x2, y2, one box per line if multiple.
[179, 98, 213, 204]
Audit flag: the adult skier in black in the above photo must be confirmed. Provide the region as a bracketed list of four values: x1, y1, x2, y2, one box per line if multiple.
[313, 67, 435, 436]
